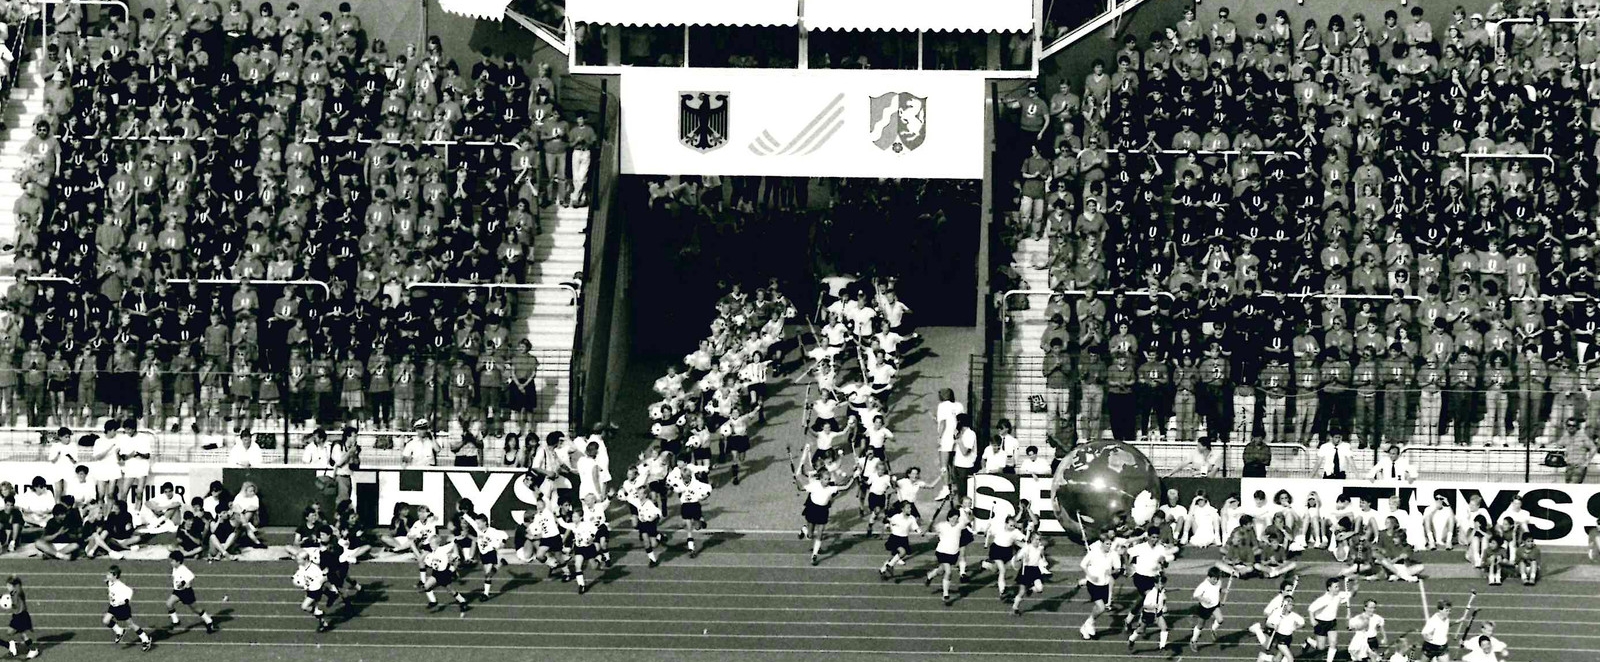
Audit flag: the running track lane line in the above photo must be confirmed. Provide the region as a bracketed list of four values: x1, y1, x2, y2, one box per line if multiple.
[20, 612, 1600, 629]
[26, 640, 1600, 659]
[17, 577, 1600, 598]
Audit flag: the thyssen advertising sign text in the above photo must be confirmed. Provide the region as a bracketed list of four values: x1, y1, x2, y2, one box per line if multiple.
[1242, 478, 1600, 547]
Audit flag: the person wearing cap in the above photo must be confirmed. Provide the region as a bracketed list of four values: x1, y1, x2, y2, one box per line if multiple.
[1560, 418, 1595, 483]
[402, 419, 440, 467]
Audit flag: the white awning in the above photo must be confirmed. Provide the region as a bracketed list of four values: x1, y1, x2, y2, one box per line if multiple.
[437, 0, 515, 21]
[804, 0, 1033, 32]
[568, 0, 800, 27]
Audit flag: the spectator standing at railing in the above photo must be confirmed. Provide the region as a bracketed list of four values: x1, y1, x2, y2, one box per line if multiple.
[1317, 433, 1355, 480]
[1137, 350, 1171, 442]
[1561, 420, 1594, 484]
[1043, 338, 1073, 440]
[1107, 352, 1136, 442]
[1198, 342, 1231, 444]
[1353, 346, 1382, 449]
[226, 429, 264, 468]
[1380, 345, 1413, 447]
[1242, 435, 1272, 478]
[1448, 352, 1481, 446]
[1259, 358, 1290, 444]
[1418, 354, 1446, 445]
[402, 420, 441, 468]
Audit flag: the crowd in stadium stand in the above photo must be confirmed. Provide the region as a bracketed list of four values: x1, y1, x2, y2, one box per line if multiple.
[0, 2, 597, 435]
[998, 2, 1600, 473]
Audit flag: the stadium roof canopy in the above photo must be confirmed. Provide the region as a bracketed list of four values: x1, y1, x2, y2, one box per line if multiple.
[565, 0, 1032, 31]
[804, 0, 1032, 32]
[568, 0, 801, 27]
[437, 0, 516, 20]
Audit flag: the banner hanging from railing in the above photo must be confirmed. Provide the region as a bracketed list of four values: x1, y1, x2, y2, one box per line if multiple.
[619, 69, 985, 178]
[1241, 478, 1600, 547]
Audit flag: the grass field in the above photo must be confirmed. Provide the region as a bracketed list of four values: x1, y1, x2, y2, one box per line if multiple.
[2, 532, 1596, 662]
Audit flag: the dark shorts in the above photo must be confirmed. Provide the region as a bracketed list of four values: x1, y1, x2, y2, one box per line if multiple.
[959, 529, 975, 547]
[1132, 573, 1158, 594]
[1421, 642, 1447, 659]
[481, 550, 499, 566]
[1141, 610, 1163, 626]
[538, 536, 562, 550]
[638, 519, 659, 537]
[726, 435, 751, 453]
[1018, 565, 1044, 586]
[8, 610, 33, 633]
[1313, 619, 1337, 637]
[988, 544, 1015, 563]
[1087, 582, 1111, 604]
[866, 493, 888, 511]
[1194, 604, 1217, 621]
[574, 544, 598, 560]
[107, 603, 133, 622]
[935, 551, 959, 565]
[172, 587, 197, 606]
[649, 480, 669, 498]
[1271, 633, 1294, 650]
[803, 500, 830, 526]
[430, 569, 456, 586]
[691, 446, 712, 462]
[885, 535, 910, 553]
[681, 502, 704, 521]
[747, 383, 767, 400]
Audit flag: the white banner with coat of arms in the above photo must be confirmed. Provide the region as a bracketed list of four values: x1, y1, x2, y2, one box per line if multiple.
[619, 69, 985, 179]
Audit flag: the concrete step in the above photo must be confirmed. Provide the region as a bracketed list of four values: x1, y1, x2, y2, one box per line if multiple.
[532, 232, 586, 250]
[526, 259, 585, 281]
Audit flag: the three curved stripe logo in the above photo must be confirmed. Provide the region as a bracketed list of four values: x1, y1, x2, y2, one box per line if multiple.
[748, 93, 846, 156]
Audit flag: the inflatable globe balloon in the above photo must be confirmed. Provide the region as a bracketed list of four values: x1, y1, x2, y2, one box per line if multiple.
[1051, 439, 1161, 544]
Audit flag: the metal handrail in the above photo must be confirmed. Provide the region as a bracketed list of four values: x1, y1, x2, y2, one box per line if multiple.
[1103, 148, 1304, 159]
[1487, 17, 1588, 60]
[36, 0, 129, 48]
[999, 288, 1174, 353]
[165, 278, 330, 296]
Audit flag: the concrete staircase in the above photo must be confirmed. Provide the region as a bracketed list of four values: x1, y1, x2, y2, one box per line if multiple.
[1004, 236, 1053, 355]
[510, 204, 590, 440]
[996, 235, 1056, 444]
[0, 39, 44, 276]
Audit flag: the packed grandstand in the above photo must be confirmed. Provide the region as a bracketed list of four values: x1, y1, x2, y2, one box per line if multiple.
[0, 0, 1594, 660]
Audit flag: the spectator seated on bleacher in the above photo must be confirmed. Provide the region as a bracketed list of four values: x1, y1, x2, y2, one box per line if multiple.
[991, 1, 1600, 468]
[3, 2, 597, 439]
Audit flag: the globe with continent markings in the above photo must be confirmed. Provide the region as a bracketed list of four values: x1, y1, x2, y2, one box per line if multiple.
[1051, 439, 1161, 543]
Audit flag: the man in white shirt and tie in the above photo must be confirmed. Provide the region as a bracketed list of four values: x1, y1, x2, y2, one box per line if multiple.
[1366, 445, 1417, 483]
[1318, 433, 1355, 479]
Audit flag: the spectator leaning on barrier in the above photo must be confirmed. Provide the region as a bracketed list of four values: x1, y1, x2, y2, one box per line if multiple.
[402, 419, 440, 468]
[1316, 432, 1355, 480]
[1367, 444, 1417, 483]
[1562, 421, 1595, 484]
[1242, 434, 1272, 478]
[226, 429, 264, 468]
